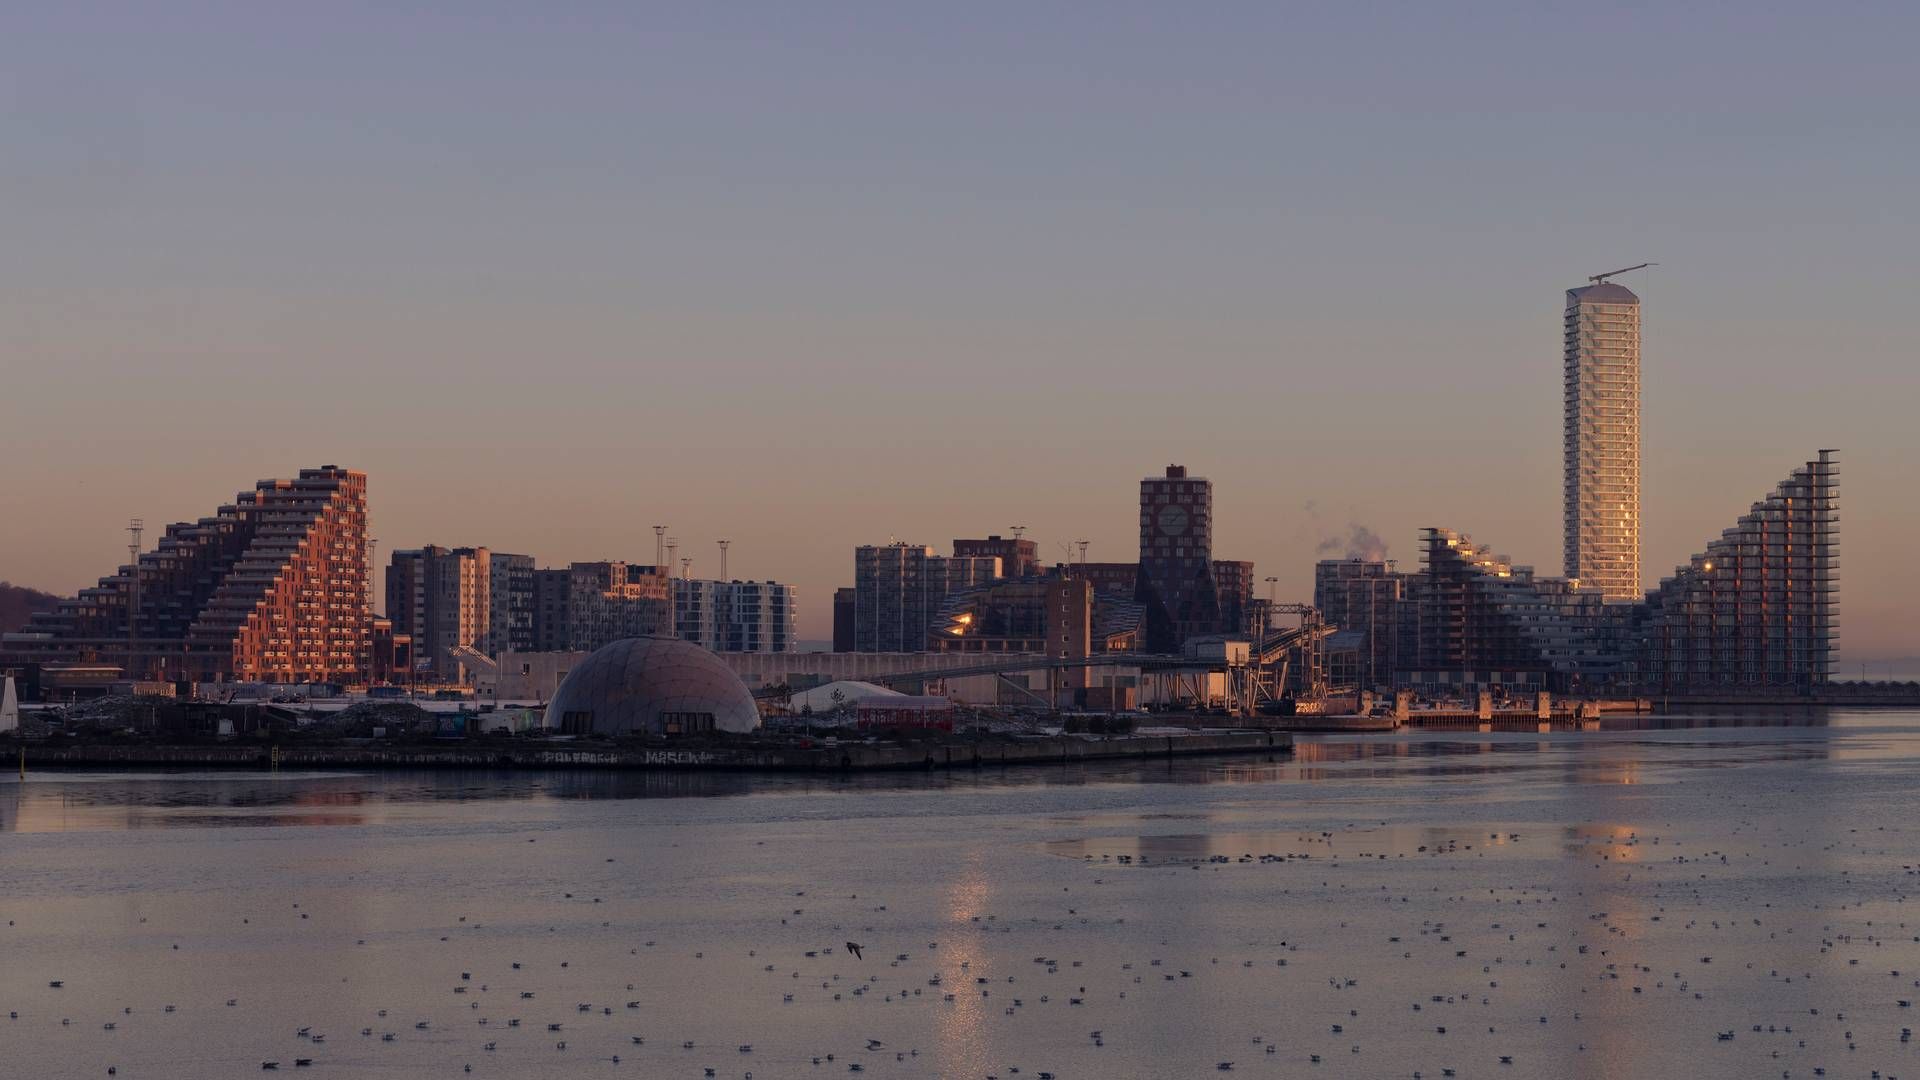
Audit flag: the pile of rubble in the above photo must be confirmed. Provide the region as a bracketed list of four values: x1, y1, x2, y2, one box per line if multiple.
[54, 694, 173, 731]
[308, 701, 438, 737]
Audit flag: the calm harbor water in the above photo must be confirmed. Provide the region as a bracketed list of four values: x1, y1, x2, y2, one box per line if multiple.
[5, 710, 1920, 1078]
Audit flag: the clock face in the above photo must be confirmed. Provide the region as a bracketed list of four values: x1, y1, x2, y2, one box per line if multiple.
[1157, 503, 1189, 537]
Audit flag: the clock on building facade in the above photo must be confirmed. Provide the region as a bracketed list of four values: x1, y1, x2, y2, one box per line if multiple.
[1156, 503, 1189, 538]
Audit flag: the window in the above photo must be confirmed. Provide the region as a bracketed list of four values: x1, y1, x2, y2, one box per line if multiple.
[661, 712, 715, 735]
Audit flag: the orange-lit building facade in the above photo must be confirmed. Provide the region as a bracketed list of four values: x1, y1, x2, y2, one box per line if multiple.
[1, 466, 371, 685]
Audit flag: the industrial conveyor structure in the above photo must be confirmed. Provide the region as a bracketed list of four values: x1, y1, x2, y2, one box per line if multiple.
[773, 604, 1338, 718]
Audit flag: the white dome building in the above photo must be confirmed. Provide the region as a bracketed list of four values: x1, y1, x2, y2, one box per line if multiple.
[543, 637, 760, 736]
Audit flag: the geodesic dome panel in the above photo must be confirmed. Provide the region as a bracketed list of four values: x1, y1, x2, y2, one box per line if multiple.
[542, 637, 760, 736]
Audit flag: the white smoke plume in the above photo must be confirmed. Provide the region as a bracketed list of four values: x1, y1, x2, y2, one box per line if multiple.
[1316, 524, 1389, 562]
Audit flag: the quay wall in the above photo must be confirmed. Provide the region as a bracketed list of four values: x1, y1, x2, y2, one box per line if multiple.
[14, 732, 1289, 773]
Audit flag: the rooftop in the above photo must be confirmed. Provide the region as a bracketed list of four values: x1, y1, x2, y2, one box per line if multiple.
[1567, 282, 1640, 305]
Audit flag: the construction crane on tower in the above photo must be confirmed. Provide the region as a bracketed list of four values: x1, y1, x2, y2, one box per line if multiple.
[1588, 262, 1656, 284]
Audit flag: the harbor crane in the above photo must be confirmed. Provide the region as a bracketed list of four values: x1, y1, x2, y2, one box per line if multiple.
[1588, 262, 1656, 284]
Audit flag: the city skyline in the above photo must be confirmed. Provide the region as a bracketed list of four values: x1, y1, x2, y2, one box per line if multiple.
[0, 442, 1884, 655]
[3, 6, 1916, 660]
[9, 12, 1920, 1080]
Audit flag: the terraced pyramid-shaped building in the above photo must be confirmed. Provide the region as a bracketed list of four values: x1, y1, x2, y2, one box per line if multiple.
[2, 466, 371, 685]
[1630, 451, 1838, 690]
[1412, 452, 1838, 694]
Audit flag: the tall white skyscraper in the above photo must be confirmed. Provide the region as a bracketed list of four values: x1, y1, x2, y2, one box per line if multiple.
[1563, 279, 1641, 600]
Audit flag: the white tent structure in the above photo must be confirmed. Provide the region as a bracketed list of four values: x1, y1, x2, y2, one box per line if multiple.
[1, 675, 18, 734]
[787, 680, 905, 714]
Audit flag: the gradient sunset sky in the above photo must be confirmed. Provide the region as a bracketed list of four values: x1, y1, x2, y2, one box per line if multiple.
[4, 4, 1916, 660]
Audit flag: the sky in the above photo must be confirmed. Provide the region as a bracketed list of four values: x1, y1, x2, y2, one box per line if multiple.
[2, 3, 1917, 661]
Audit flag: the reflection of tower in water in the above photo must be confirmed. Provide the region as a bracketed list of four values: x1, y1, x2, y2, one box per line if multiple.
[935, 850, 995, 1078]
[1554, 758, 1655, 1080]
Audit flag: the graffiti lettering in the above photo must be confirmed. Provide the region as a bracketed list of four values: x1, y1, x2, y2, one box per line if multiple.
[644, 750, 717, 765]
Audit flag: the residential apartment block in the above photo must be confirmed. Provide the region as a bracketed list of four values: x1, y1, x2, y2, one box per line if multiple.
[567, 561, 672, 651]
[1139, 465, 1220, 651]
[488, 552, 536, 655]
[530, 568, 572, 652]
[1, 466, 371, 684]
[1631, 451, 1838, 690]
[852, 544, 1000, 652]
[952, 535, 1041, 579]
[386, 545, 491, 681]
[1564, 280, 1642, 600]
[1411, 450, 1837, 693]
[1314, 559, 1412, 689]
[674, 579, 798, 653]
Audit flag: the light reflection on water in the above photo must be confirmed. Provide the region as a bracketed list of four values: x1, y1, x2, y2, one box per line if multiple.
[935, 850, 993, 1079]
[0, 709, 1916, 1079]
